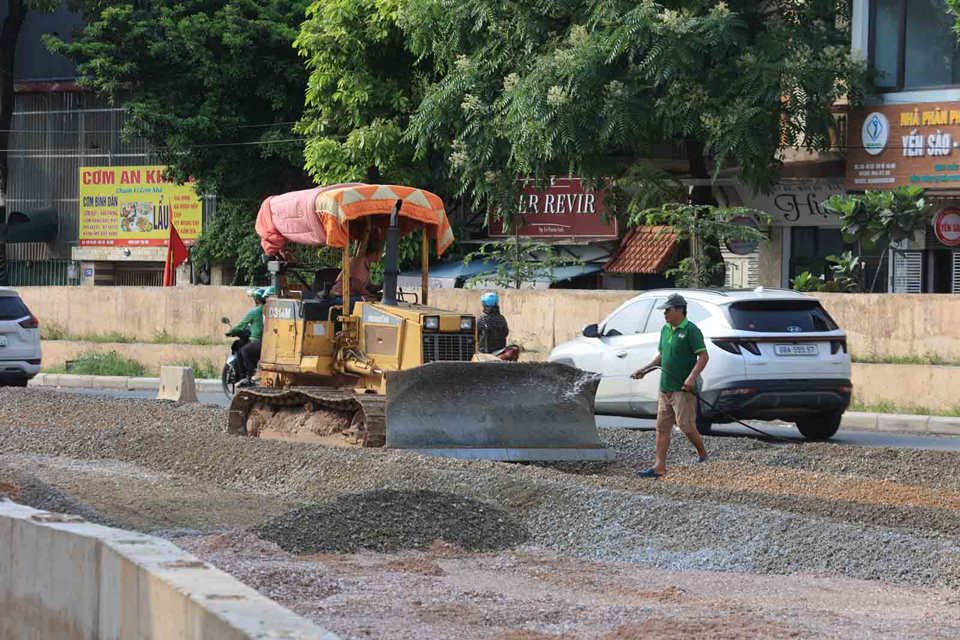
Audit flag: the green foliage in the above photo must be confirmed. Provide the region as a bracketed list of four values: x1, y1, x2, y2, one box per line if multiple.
[633, 203, 769, 288]
[64, 351, 144, 377]
[822, 186, 932, 247]
[48, 0, 313, 281]
[823, 251, 862, 292]
[153, 330, 222, 346]
[402, 0, 864, 221]
[295, 0, 445, 189]
[190, 198, 266, 284]
[789, 271, 820, 292]
[462, 238, 583, 289]
[789, 252, 863, 292]
[168, 358, 220, 379]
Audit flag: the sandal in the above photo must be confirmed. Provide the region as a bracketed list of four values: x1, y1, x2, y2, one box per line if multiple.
[637, 468, 664, 479]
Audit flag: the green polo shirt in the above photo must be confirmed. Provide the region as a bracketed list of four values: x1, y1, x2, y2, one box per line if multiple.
[658, 318, 706, 392]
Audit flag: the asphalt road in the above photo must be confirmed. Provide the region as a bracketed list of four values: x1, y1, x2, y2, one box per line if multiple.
[36, 386, 960, 452]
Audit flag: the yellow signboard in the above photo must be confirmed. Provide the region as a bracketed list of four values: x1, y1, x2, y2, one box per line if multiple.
[79, 166, 202, 246]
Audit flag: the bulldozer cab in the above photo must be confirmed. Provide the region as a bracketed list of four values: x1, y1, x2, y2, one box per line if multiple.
[255, 185, 471, 391]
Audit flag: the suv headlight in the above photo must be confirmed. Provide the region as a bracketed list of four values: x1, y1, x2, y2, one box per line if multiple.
[423, 315, 440, 331]
[460, 316, 475, 331]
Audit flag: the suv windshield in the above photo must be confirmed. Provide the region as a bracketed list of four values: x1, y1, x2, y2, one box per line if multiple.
[0, 296, 29, 321]
[727, 300, 838, 333]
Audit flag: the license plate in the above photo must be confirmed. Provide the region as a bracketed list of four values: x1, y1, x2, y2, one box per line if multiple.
[775, 343, 818, 356]
[0, 335, 6, 346]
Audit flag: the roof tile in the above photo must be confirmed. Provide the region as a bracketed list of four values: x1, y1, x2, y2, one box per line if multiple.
[604, 225, 678, 274]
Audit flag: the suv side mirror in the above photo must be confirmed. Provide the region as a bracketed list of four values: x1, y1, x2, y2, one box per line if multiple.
[582, 323, 599, 338]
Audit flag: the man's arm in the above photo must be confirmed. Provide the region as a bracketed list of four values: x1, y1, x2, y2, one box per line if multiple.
[631, 353, 662, 379]
[682, 351, 709, 392]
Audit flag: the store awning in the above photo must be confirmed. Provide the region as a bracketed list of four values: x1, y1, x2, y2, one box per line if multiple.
[397, 259, 498, 289]
[5, 210, 58, 243]
[399, 259, 603, 289]
[604, 225, 678, 274]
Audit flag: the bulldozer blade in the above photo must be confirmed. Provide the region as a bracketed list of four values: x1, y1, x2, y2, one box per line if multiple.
[385, 361, 612, 462]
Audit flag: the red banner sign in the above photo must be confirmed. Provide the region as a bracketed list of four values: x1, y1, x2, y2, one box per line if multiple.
[489, 177, 617, 239]
[935, 207, 960, 247]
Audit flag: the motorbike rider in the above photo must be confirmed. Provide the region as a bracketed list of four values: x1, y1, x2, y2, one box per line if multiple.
[477, 291, 510, 354]
[227, 286, 271, 383]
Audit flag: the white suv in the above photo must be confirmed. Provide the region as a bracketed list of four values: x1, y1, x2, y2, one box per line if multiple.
[548, 288, 851, 440]
[0, 287, 41, 386]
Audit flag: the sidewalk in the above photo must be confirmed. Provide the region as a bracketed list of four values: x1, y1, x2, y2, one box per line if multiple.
[25, 373, 960, 438]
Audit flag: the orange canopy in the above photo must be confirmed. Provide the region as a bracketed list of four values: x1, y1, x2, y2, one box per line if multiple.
[256, 184, 454, 256]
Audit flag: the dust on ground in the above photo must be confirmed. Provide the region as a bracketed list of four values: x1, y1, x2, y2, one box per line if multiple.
[1, 388, 959, 638]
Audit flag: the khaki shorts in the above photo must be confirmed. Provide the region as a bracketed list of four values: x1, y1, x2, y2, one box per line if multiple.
[655, 390, 697, 434]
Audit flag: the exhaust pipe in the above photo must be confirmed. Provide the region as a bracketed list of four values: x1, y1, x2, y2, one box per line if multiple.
[381, 200, 401, 306]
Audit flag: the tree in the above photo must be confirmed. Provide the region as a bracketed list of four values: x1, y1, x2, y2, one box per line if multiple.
[401, 0, 863, 237]
[634, 203, 769, 287]
[462, 237, 583, 289]
[822, 185, 931, 292]
[48, 0, 312, 282]
[0, 0, 58, 285]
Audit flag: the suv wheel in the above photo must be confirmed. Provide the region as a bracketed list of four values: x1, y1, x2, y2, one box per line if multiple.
[1, 378, 28, 388]
[795, 411, 842, 441]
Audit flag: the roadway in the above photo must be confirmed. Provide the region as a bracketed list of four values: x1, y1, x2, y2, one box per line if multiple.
[38, 386, 960, 452]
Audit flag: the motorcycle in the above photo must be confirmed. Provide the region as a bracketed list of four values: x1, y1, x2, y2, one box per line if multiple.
[220, 317, 251, 398]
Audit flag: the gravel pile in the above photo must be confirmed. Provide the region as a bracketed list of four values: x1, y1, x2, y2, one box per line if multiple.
[255, 489, 529, 553]
[1, 388, 959, 589]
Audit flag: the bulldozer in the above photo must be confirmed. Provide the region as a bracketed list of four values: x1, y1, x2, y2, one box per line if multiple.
[227, 183, 610, 461]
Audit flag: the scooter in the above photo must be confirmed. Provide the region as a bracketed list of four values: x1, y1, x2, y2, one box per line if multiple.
[220, 317, 251, 398]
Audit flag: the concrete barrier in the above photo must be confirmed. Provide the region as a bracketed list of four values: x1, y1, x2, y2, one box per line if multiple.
[157, 366, 198, 402]
[0, 500, 338, 639]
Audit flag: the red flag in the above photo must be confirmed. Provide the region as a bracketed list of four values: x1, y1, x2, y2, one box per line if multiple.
[162, 223, 189, 287]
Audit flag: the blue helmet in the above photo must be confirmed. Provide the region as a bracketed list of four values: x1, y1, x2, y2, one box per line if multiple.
[481, 292, 498, 307]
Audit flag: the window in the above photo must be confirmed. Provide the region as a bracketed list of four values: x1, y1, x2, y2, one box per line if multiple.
[642, 299, 710, 334]
[728, 300, 839, 333]
[789, 227, 850, 280]
[870, 0, 960, 90]
[0, 296, 29, 320]
[602, 299, 654, 336]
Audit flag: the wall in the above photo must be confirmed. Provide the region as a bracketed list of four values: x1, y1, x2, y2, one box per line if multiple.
[19, 287, 960, 361]
[0, 500, 337, 640]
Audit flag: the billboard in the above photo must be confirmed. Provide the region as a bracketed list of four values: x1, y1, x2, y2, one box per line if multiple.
[846, 102, 960, 190]
[488, 177, 617, 239]
[79, 166, 202, 246]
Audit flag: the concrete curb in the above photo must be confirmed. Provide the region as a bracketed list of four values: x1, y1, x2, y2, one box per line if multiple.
[30, 372, 222, 394]
[0, 499, 339, 639]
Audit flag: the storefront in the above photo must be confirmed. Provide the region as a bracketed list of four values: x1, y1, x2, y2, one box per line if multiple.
[732, 178, 858, 289]
[847, 101, 960, 293]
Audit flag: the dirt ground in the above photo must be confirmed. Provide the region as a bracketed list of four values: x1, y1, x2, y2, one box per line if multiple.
[1, 389, 959, 639]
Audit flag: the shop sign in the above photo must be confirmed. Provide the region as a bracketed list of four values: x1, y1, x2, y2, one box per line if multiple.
[846, 102, 960, 190]
[934, 207, 960, 247]
[79, 166, 202, 246]
[734, 179, 843, 227]
[489, 177, 617, 239]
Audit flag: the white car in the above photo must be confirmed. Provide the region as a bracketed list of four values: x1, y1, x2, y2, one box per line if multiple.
[548, 288, 851, 440]
[0, 287, 41, 386]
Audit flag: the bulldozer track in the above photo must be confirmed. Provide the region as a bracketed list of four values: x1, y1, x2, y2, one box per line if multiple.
[228, 387, 386, 447]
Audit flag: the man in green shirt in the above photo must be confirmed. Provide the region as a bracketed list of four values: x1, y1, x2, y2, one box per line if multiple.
[228, 287, 270, 383]
[632, 293, 710, 477]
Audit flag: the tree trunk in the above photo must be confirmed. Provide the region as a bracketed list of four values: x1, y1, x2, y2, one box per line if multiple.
[684, 138, 722, 287]
[0, 0, 26, 285]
